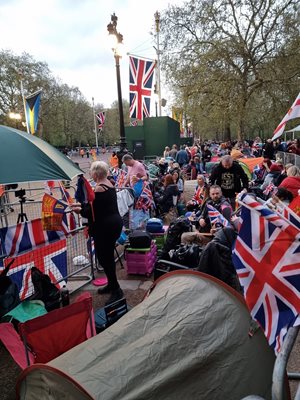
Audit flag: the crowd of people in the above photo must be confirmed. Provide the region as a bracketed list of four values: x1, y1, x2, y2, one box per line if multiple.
[72, 137, 299, 303]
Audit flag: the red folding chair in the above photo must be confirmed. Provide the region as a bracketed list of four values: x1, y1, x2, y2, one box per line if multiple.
[0, 292, 95, 369]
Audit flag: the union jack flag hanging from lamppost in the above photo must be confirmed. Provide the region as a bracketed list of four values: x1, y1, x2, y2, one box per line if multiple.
[96, 111, 106, 130]
[129, 56, 156, 120]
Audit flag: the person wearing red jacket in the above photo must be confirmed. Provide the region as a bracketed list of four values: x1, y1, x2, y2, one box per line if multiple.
[279, 166, 300, 198]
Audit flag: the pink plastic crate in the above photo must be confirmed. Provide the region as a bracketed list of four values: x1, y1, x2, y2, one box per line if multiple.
[125, 242, 157, 276]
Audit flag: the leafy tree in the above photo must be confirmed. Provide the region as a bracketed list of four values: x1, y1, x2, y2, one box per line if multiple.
[161, 0, 300, 140]
[101, 99, 129, 145]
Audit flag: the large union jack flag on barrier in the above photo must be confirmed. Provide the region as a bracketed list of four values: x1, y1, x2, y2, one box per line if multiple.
[2, 239, 67, 300]
[129, 56, 156, 120]
[232, 194, 300, 353]
[96, 111, 106, 130]
[0, 218, 65, 258]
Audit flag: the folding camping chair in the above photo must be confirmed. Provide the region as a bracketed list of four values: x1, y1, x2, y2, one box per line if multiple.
[0, 292, 95, 369]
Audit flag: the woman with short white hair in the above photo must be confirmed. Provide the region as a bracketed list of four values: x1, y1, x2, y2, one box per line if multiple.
[84, 161, 123, 304]
[279, 165, 300, 198]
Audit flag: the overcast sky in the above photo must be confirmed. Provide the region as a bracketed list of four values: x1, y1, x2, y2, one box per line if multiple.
[0, 0, 181, 114]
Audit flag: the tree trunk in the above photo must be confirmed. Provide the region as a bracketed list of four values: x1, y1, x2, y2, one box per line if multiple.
[223, 123, 231, 142]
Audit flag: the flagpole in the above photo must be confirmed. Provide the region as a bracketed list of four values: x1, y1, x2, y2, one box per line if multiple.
[154, 11, 162, 117]
[126, 52, 155, 62]
[18, 69, 30, 134]
[92, 97, 99, 151]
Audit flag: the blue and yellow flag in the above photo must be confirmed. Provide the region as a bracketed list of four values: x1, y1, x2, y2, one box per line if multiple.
[25, 90, 42, 134]
[172, 107, 183, 133]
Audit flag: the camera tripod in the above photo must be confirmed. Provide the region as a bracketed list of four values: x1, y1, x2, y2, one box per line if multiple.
[16, 196, 34, 223]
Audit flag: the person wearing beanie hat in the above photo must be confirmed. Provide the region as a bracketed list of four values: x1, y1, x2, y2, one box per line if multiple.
[269, 163, 282, 173]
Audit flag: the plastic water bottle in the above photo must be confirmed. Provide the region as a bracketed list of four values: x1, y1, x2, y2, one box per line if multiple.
[61, 285, 70, 307]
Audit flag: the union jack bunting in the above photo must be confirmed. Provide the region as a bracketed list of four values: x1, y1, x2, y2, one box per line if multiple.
[0, 218, 65, 257]
[130, 120, 138, 126]
[207, 204, 231, 227]
[2, 239, 67, 300]
[232, 194, 300, 354]
[129, 56, 156, 120]
[96, 111, 106, 130]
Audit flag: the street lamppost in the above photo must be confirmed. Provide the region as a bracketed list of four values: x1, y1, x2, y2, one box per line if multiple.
[107, 13, 127, 167]
[9, 112, 22, 128]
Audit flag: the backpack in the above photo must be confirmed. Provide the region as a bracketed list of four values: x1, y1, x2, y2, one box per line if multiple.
[29, 267, 61, 311]
[169, 244, 202, 268]
[0, 261, 20, 318]
[128, 230, 152, 249]
[160, 217, 192, 259]
[146, 218, 164, 234]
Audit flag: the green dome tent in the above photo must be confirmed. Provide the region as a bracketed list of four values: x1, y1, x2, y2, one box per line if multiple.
[0, 125, 82, 185]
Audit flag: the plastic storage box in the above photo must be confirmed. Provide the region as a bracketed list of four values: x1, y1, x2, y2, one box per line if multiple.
[125, 241, 157, 276]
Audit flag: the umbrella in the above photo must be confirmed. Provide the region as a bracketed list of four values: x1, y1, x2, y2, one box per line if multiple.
[0, 125, 83, 185]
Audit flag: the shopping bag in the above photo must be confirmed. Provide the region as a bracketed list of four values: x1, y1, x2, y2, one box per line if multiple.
[129, 209, 150, 230]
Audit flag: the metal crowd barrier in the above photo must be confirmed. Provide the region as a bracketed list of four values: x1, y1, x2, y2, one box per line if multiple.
[0, 184, 95, 296]
[276, 151, 300, 168]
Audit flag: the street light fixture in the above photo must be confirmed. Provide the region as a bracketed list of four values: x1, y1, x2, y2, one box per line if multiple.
[9, 112, 22, 128]
[107, 13, 127, 167]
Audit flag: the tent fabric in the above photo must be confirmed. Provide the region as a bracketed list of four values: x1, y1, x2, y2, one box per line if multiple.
[17, 271, 281, 400]
[0, 125, 82, 185]
[285, 124, 300, 132]
[17, 365, 94, 400]
[239, 157, 264, 173]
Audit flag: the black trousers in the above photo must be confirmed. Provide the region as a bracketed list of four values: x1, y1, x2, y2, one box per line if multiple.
[94, 218, 123, 291]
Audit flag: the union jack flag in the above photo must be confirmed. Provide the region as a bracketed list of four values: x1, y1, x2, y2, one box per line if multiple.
[0, 218, 65, 257]
[59, 183, 76, 232]
[2, 239, 67, 300]
[130, 120, 138, 127]
[135, 182, 154, 211]
[232, 194, 300, 354]
[207, 204, 231, 227]
[282, 200, 300, 230]
[115, 169, 127, 188]
[96, 111, 106, 130]
[263, 182, 277, 196]
[129, 56, 156, 120]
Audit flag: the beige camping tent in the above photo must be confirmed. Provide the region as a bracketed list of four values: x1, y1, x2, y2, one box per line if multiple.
[17, 271, 284, 400]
